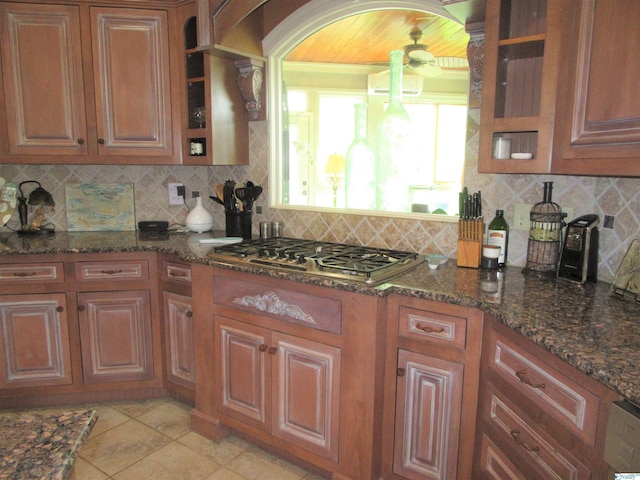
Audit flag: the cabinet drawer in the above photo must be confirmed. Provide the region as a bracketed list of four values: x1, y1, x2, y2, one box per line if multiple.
[162, 261, 191, 284]
[478, 434, 527, 480]
[0, 263, 63, 283]
[213, 275, 342, 334]
[75, 260, 149, 281]
[398, 305, 467, 349]
[486, 391, 591, 479]
[489, 331, 599, 446]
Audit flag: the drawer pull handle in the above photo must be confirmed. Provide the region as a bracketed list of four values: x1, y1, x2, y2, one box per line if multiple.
[186, 310, 193, 318]
[515, 369, 545, 389]
[13, 271, 37, 277]
[268, 346, 278, 355]
[56, 306, 64, 313]
[416, 323, 445, 334]
[169, 272, 188, 278]
[397, 368, 406, 377]
[101, 269, 123, 275]
[259, 344, 268, 352]
[510, 429, 540, 452]
[78, 305, 85, 312]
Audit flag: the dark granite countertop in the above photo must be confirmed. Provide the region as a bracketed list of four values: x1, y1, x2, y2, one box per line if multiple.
[1, 231, 639, 405]
[0, 409, 97, 479]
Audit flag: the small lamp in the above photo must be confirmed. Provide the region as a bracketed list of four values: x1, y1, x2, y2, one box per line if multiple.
[17, 180, 55, 236]
[324, 153, 345, 207]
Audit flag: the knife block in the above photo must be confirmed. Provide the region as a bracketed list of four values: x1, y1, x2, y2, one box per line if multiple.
[457, 219, 483, 268]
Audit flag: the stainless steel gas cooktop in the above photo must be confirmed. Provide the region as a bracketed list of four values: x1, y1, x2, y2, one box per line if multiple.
[207, 237, 422, 285]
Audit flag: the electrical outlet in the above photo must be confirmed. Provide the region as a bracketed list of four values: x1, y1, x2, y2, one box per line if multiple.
[168, 183, 185, 205]
[513, 203, 531, 231]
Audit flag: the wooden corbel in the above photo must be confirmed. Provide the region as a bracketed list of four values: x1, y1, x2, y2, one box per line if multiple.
[234, 58, 265, 121]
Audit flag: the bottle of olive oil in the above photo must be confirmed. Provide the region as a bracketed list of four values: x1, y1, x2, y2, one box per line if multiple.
[487, 210, 509, 268]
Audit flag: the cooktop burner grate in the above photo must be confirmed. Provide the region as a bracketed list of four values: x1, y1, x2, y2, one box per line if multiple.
[209, 237, 422, 285]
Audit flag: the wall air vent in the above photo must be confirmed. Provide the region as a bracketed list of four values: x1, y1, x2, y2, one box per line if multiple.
[367, 72, 423, 96]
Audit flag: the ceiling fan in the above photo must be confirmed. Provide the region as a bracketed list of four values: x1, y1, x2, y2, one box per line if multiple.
[403, 28, 443, 77]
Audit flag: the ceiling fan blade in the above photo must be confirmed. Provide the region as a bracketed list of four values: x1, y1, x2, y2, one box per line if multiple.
[407, 49, 434, 62]
[411, 63, 442, 77]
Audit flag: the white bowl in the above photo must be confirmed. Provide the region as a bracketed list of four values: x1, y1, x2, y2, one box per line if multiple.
[510, 152, 533, 160]
[425, 254, 448, 269]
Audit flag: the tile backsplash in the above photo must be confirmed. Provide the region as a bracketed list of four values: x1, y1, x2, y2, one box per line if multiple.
[2, 112, 639, 282]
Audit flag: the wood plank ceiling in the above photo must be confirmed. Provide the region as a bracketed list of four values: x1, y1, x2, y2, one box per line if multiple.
[285, 10, 469, 67]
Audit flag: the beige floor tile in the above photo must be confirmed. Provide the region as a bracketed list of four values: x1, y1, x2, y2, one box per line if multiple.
[136, 401, 191, 439]
[73, 457, 110, 480]
[80, 419, 171, 476]
[112, 441, 220, 480]
[89, 405, 131, 437]
[178, 432, 250, 466]
[225, 449, 305, 480]
[108, 398, 168, 418]
[205, 467, 246, 480]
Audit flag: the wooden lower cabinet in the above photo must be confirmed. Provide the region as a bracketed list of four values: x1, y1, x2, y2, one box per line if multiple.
[77, 290, 154, 383]
[191, 265, 384, 480]
[163, 291, 194, 388]
[393, 349, 463, 480]
[0, 293, 72, 388]
[473, 315, 622, 479]
[160, 257, 194, 402]
[216, 316, 340, 461]
[382, 295, 483, 480]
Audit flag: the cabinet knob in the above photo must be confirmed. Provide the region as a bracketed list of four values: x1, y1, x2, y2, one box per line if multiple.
[186, 310, 193, 317]
[515, 369, 545, 389]
[396, 367, 406, 377]
[56, 306, 64, 313]
[78, 305, 85, 312]
[268, 346, 278, 355]
[510, 429, 540, 452]
[259, 344, 268, 352]
[77, 138, 85, 145]
[97, 138, 105, 145]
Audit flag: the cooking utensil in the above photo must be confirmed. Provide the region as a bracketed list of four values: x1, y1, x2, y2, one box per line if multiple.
[209, 195, 224, 206]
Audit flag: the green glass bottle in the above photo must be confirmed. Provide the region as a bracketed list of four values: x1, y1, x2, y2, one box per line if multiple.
[487, 209, 509, 268]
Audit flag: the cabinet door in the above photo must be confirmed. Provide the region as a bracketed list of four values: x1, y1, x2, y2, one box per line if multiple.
[271, 331, 341, 462]
[216, 316, 270, 430]
[90, 7, 173, 157]
[0, 293, 72, 387]
[394, 349, 464, 480]
[163, 291, 194, 388]
[0, 3, 87, 155]
[77, 290, 153, 383]
[553, 0, 640, 175]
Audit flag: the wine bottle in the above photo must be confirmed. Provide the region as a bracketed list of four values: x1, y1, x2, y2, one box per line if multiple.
[487, 209, 509, 268]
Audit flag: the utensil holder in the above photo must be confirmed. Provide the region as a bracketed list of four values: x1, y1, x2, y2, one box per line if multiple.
[225, 210, 252, 239]
[457, 218, 483, 268]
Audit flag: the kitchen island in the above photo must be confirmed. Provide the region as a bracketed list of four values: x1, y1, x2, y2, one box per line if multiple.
[1, 230, 638, 405]
[0, 409, 97, 479]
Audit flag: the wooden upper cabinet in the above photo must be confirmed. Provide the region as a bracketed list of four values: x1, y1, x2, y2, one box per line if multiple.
[0, 3, 88, 155]
[90, 7, 173, 157]
[552, 0, 640, 175]
[0, 3, 176, 164]
[478, 0, 564, 174]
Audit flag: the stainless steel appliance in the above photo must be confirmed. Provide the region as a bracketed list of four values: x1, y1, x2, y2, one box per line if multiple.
[208, 237, 422, 285]
[557, 214, 599, 284]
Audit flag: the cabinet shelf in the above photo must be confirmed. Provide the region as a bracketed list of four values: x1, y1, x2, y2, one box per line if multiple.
[498, 33, 545, 47]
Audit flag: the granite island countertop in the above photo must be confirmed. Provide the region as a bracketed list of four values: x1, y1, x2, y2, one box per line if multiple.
[1, 230, 639, 405]
[0, 409, 97, 479]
